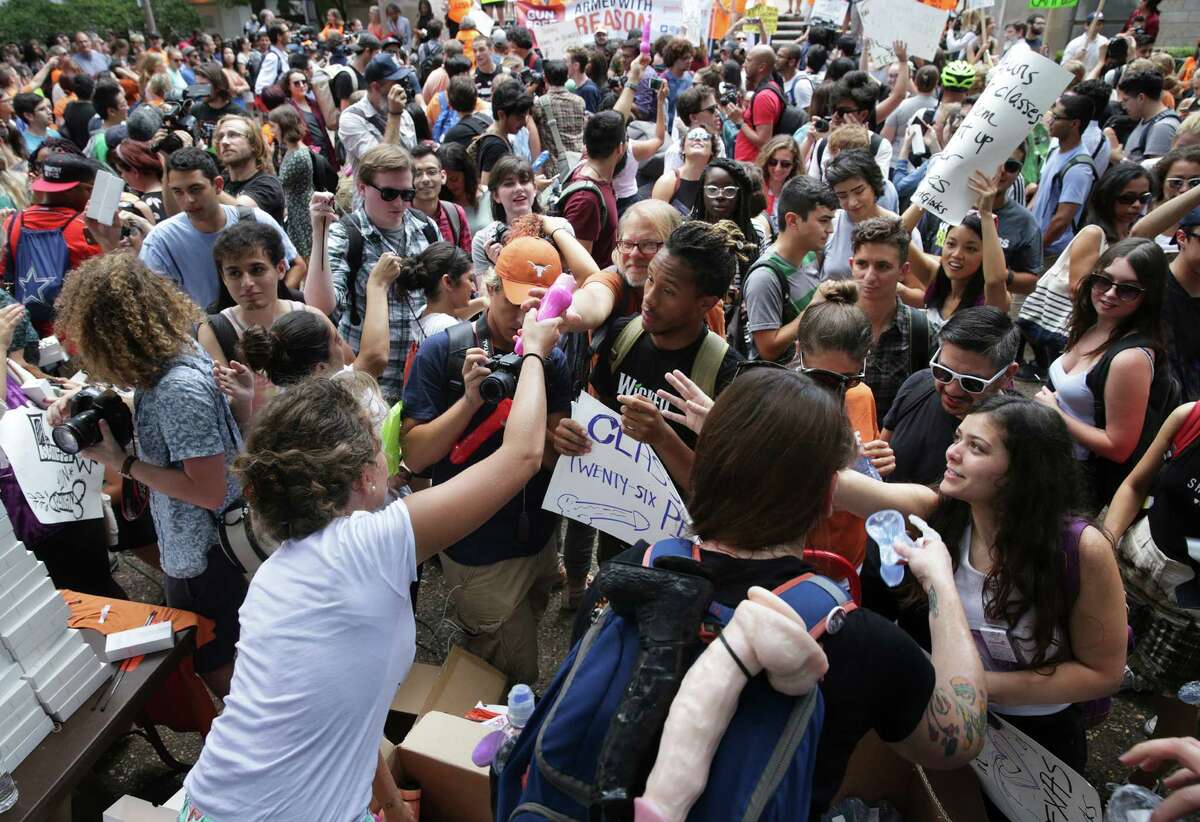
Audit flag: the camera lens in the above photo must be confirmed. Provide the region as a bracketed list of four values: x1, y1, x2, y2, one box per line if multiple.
[52, 410, 101, 455]
[479, 370, 518, 404]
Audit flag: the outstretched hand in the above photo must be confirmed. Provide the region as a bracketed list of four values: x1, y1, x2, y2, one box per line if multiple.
[654, 369, 714, 435]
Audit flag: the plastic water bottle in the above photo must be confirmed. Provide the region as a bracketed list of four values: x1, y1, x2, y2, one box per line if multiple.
[1105, 783, 1162, 821]
[853, 432, 881, 480]
[0, 745, 17, 813]
[1178, 681, 1200, 705]
[865, 510, 915, 587]
[491, 684, 536, 776]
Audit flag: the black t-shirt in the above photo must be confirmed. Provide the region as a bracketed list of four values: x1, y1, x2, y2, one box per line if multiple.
[1163, 271, 1200, 403]
[121, 189, 166, 223]
[882, 369, 960, 486]
[571, 547, 936, 820]
[222, 171, 286, 226]
[61, 101, 96, 151]
[1149, 430, 1200, 606]
[475, 66, 498, 96]
[191, 98, 246, 147]
[475, 133, 512, 174]
[442, 113, 489, 147]
[591, 316, 741, 448]
[331, 67, 365, 109]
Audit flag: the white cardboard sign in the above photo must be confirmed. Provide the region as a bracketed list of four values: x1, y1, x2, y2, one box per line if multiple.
[971, 712, 1101, 822]
[858, 0, 949, 67]
[808, 0, 848, 24]
[0, 408, 104, 524]
[914, 43, 1071, 226]
[530, 17, 577, 61]
[543, 393, 690, 547]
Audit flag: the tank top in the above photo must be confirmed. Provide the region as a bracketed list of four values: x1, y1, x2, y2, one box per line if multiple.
[220, 300, 307, 411]
[670, 176, 701, 216]
[954, 524, 1070, 717]
[1048, 356, 1097, 460]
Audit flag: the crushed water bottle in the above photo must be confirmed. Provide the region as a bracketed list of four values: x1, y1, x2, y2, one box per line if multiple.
[1178, 681, 1200, 705]
[1106, 783, 1162, 821]
[0, 744, 17, 813]
[865, 510, 916, 587]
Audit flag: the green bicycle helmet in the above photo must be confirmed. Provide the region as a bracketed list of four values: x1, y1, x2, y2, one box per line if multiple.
[941, 60, 977, 91]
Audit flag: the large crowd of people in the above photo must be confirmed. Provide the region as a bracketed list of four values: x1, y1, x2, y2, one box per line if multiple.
[1, 2, 1200, 819]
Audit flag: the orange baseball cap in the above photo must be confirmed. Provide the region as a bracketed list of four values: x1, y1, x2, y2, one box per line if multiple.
[495, 236, 563, 304]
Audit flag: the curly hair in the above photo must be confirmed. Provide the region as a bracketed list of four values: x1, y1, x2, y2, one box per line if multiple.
[234, 377, 379, 542]
[54, 252, 200, 389]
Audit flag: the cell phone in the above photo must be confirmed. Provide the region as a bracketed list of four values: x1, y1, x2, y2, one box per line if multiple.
[86, 170, 124, 226]
[648, 77, 664, 91]
[921, 108, 936, 126]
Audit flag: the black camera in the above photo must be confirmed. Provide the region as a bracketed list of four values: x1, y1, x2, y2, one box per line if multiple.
[648, 77, 664, 91]
[479, 353, 522, 404]
[52, 388, 135, 455]
[719, 82, 738, 106]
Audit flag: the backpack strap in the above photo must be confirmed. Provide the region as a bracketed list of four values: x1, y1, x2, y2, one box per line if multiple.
[440, 200, 462, 246]
[751, 257, 806, 326]
[339, 215, 366, 326]
[1169, 402, 1200, 459]
[907, 306, 932, 376]
[743, 687, 821, 822]
[536, 95, 571, 179]
[236, 204, 256, 223]
[1049, 152, 1097, 232]
[556, 179, 609, 231]
[691, 331, 729, 399]
[3, 212, 22, 290]
[445, 313, 487, 396]
[609, 315, 645, 374]
[206, 313, 240, 363]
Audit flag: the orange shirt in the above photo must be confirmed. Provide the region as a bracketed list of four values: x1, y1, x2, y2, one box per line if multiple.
[710, 0, 748, 42]
[583, 267, 726, 339]
[806, 383, 878, 569]
[457, 29, 481, 68]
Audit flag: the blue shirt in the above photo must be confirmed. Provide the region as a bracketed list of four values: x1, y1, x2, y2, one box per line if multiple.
[665, 71, 692, 131]
[1031, 144, 1094, 256]
[401, 322, 572, 566]
[574, 78, 602, 114]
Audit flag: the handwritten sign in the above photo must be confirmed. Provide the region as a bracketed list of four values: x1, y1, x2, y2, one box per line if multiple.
[808, 0, 848, 24]
[531, 17, 577, 59]
[858, 0, 948, 66]
[972, 713, 1101, 822]
[544, 393, 690, 547]
[746, 3, 780, 35]
[1029, 0, 1078, 7]
[0, 408, 103, 524]
[914, 43, 1071, 226]
[965, 0, 996, 9]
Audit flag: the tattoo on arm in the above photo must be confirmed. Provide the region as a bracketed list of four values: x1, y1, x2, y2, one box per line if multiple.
[927, 585, 939, 619]
[925, 676, 987, 758]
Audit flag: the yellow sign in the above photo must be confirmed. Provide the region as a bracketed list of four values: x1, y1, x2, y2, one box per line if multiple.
[746, 3, 779, 34]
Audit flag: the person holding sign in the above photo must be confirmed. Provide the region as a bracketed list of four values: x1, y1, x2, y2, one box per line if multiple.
[836, 394, 1127, 804]
[902, 169, 1011, 323]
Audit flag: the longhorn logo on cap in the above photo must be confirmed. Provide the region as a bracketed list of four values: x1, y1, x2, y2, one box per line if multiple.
[528, 261, 551, 281]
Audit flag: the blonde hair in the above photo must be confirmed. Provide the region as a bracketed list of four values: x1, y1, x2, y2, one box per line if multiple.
[355, 143, 413, 187]
[1176, 112, 1200, 148]
[827, 123, 870, 154]
[613, 199, 683, 268]
[138, 52, 165, 90]
[216, 113, 275, 175]
[754, 135, 800, 175]
[54, 252, 200, 389]
[145, 72, 173, 100]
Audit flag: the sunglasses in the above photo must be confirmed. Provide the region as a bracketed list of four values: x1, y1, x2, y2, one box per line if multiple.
[834, 107, 862, 117]
[1166, 176, 1200, 191]
[797, 354, 863, 396]
[1115, 191, 1153, 205]
[1003, 159, 1022, 174]
[1087, 273, 1145, 302]
[766, 158, 794, 168]
[929, 348, 1009, 395]
[704, 184, 739, 199]
[733, 360, 789, 379]
[616, 239, 664, 255]
[367, 183, 416, 203]
[699, 104, 719, 114]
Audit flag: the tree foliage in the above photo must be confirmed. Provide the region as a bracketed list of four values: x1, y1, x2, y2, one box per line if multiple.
[0, 0, 202, 43]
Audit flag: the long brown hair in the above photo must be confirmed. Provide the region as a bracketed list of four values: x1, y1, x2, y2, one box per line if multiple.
[1066, 237, 1166, 357]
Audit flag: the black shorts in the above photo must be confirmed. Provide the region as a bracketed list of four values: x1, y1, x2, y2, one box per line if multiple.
[164, 546, 248, 674]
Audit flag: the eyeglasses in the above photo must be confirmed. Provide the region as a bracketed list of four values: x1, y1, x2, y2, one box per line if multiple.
[1115, 191, 1153, 205]
[1003, 159, 1022, 174]
[1049, 111, 1072, 121]
[699, 104, 719, 115]
[1087, 273, 1145, 302]
[766, 158, 794, 169]
[367, 183, 416, 202]
[733, 360, 789, 379]
[704, 184, 739, 199]
[833, 107, 862, 117]
[929, 348, 1009, 395]
[797, 354, 864, 396]
[1166, 176, 1200, 191]
[616, 239, 664, 255]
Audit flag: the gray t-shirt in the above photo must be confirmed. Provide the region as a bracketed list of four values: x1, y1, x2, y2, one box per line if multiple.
[884, 94, 938, 168]
[743, 248, 820, 363]
[1125, 108, 1182, 162]
[134, 346, 242, 578]
[140, 205, 298, 309]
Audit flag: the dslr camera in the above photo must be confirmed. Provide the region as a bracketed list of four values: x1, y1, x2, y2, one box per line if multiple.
[719, 82, 738, 106]
[480, 353, 523, 404]
[52, 388, 135, 455]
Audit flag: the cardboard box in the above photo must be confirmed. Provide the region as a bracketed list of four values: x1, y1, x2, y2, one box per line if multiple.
[102, 796, 178, 822]
[398, 711, 494, 822]
[105, 621, 174, 662]
[43, 659, 111, 722]
[385, 646, 506, 742]
[0, 706, 53, 772]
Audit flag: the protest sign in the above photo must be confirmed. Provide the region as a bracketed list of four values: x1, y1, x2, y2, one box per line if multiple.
[965, 0, 996, 9]
[919, 0, 959, 9]
[0, 407, 103, 524]
[469, 3, 495, 36]
[857, 0, 948, 66]
[913, 43, 1071, 225]
[531, 16, 576, 58]
[544, 393, 690, 547]
[972, 713, 1101, 822]
[746, 3, 780, 35]
[1030, 0, 1078, 7]
[808, 0, 848, 24]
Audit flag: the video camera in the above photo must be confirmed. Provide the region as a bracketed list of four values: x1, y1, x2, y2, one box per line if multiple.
[152, 86, 205, 154]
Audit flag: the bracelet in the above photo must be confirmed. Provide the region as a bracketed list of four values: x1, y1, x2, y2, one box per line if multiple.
[120, 455, 138, 479]
[624, 80, 637, 90]
[1006, 269, 1014, 288]
[521, 352, 544, 367]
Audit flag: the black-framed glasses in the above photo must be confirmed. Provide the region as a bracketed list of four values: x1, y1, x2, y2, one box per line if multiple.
[1003, 159, 1022, 174]
[797, 353, 864, 396]
[616, 239, 664, 255]
[1165, 176, 1200, 191]
[368, 183, 416, 202]
[1115, 191, 1153, 205]
[833, 107, 862, 117]
[1087, 273, 1145, 302]
[929, 348, 1008, 395]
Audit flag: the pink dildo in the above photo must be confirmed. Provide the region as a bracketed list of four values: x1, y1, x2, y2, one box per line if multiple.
[641, 20, 651, 57]
[514, 273, 576, 354]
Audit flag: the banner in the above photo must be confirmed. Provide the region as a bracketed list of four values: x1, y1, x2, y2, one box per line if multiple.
[543, 393, 690, 547]
[0, 408, 104, 524]
[972, 713, 1101, 822]
[858, 0, 948, 67]
[914, 43, 1071, 226]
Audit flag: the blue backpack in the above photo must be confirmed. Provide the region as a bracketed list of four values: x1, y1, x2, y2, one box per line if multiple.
[433, 91, 461, 143]
[4, 210, 79, 325]
[494, 538, 856, 822]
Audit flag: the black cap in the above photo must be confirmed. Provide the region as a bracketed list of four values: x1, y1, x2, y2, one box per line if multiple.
[352, 33, 382, 53]
[33, 155, 102, 193]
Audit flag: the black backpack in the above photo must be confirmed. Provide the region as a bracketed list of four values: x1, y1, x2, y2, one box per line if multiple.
[750, 80, 807, 137]
[418, 40, 444, 84]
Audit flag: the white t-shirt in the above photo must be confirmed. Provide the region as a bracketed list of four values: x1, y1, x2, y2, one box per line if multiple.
[184, 500, 418, 822]
[419, 311, 459, 337]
